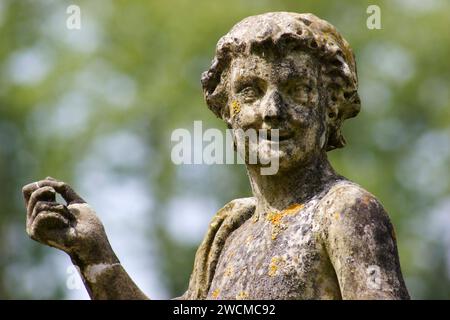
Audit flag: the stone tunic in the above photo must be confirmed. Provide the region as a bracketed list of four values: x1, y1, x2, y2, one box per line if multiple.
[206, 185, 339, 299]
[183, 179, 409, 300]
[209, 199, 341, 299]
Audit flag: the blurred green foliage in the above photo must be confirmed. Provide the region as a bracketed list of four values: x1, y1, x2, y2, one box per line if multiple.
[0, 0, 449, 299]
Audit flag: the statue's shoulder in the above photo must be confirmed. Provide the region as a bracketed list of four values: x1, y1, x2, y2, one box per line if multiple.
[322, 179, 379, 204]
[317, 178, 391, 229]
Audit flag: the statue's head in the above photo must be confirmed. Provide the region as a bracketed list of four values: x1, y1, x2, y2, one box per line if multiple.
[202, 12, 360, 170]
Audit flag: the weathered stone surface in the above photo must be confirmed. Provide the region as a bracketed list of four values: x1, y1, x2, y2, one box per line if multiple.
[185, 12, 409, 300]
[185, 180, 409, 300]
[22, 12, 409, 300]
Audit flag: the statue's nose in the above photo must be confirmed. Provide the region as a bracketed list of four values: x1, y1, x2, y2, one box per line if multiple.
[262, 90, 286, 124]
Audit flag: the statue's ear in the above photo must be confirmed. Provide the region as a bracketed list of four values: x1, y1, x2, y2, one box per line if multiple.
[324, 95, 343, 151]
[326, 104, 339, 121]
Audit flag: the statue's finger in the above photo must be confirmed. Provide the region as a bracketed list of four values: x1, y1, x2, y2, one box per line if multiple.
[27, 187, 56, 220]
[31, 201, 74, 224]
[22, 181, 41, 206]
[29, 201, 72, 234]
[32, 179, 86, 205]
[28, 202, 72, 245]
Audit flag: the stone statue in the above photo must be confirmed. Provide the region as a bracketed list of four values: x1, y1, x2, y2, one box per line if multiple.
[22, 12, 409, 299]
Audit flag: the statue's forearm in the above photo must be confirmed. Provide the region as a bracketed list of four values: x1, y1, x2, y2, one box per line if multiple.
[76, 261, 149, 300]
[71, 246, 149, 300]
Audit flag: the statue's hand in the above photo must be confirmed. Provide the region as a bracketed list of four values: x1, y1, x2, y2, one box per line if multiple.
[22, 177, 117, 265]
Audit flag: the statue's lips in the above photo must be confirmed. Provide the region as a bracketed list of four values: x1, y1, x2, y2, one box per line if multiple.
[261, 130, 294, 142]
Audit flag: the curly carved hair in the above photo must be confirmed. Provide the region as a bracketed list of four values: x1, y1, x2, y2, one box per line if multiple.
[201, 12, 361, 151]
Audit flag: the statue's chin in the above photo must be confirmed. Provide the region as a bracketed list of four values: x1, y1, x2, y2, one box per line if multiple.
[237, 138, 312, 174]
[240, 144, 304, 174]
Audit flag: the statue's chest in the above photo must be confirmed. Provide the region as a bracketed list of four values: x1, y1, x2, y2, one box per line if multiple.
[207, 206, 332, 299]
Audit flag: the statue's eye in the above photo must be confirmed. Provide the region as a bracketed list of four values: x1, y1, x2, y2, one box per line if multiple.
[287, 84, 311, 102]
[238, 86, 260, 102]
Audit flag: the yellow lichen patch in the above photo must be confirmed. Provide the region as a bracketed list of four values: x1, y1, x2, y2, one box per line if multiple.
[224, 266, 234, 277]
[268, 256, 284, 277]
[333, 212, 340, 220]
[211, 289, 220, 299]
[236, 291, 249, 300]
[284, 203, 304, 215]
[266, 211, 283, 240]
[230, 100, 241, 117]
[362, 195, 372, 205]
[267, 211, 283, 225]
[272, 224, 287, 240]
[266, 204, 303, 240]
[268, 264, 278, 277]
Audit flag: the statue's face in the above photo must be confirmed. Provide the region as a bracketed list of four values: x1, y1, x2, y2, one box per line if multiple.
[228, 51, 326, 171]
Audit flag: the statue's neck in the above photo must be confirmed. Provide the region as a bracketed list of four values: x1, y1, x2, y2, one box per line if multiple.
[247, 152, 338, 217]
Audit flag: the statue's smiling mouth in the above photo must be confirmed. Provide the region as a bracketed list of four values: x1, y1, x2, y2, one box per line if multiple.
[262, 130, 294, 142]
